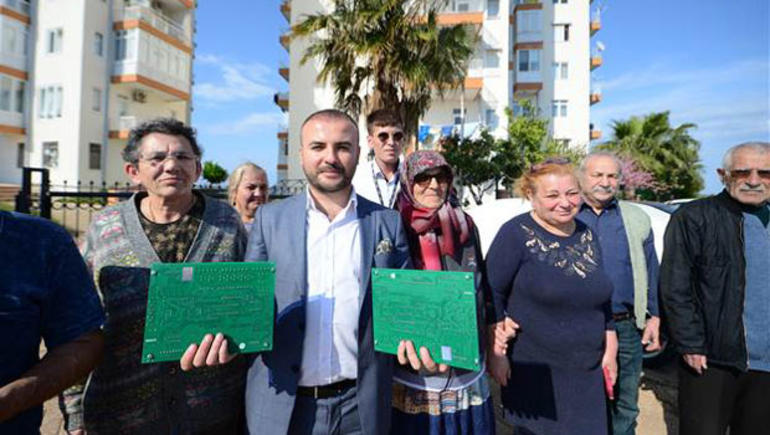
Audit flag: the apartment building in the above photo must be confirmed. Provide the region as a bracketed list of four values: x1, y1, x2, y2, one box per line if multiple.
[0, 0, 195, 186]
[275, 0, 603, 184]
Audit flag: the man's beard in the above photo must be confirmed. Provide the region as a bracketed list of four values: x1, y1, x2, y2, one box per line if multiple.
[304, 163, 353, 193]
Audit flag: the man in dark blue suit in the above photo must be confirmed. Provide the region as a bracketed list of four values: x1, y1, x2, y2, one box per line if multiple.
[243, 109, 415, 434]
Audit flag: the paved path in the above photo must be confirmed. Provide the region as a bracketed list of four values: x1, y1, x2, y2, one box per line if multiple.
[41, 364, 679, 435]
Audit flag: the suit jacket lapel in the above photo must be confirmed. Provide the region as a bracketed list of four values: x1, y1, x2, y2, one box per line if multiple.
[289, 193, 308, 302]
[357, 196, 375, 311]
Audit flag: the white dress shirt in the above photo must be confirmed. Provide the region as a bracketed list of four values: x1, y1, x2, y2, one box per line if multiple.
[299, 188, 362, 386]
[352, 160, 401, 208]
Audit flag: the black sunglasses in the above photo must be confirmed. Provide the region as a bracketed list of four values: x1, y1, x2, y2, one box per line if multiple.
[377, 131, 405, 142]
[728, 168, 770, 180]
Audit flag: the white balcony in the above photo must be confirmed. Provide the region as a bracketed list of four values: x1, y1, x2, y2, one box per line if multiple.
[115, 4, 189, 46]
[113, 29, 191, 99]
[0, 110, 23, 130]
[0, 49, 27, 73]
[0, 0, 30, 16]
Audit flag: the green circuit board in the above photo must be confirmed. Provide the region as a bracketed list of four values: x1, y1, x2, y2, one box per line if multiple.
[141, 262, 275, 364]
[372, 268, 480, 371]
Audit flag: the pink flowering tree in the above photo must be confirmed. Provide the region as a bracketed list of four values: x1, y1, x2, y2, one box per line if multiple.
[619, 156, 661, 200]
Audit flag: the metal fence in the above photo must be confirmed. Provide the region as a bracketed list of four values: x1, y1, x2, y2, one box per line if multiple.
[13, 168, 307, 239]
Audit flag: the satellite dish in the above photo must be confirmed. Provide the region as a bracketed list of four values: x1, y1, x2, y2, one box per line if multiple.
[596, 41, 606, 51]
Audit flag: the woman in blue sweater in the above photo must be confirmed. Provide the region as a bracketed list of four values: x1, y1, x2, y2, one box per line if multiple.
[486, 158, 617, 435]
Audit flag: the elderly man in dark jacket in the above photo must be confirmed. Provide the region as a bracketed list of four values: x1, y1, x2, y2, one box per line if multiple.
[661, 141, 770, 435]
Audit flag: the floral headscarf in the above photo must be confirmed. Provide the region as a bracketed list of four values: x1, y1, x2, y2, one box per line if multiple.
[396, 151, 471, 270]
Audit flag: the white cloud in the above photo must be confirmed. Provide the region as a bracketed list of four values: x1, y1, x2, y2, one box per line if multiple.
[202, 112, 287, 136]
[593, 58, 769, 143]
[193, 54, 276, 102]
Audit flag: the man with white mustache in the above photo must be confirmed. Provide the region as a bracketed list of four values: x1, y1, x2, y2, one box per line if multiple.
[661, 142, 770, 435]
[577, 151, 661, 435]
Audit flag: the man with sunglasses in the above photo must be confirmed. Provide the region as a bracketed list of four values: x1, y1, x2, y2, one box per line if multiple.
[661, 142, 770, 435]
[352, 109, 405, 208]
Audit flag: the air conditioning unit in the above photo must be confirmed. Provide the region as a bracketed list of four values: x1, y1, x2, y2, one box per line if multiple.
[131, 89, 146, 103]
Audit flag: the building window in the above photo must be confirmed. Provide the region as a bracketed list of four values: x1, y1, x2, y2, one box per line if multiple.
[487, 0, 500, 16]
[42, 142, 58, 168]
[452, 108, 467, 125]
[89, 143, 101, 170]
[14, 81, 24, 113]
[553, 62, 568, 79]
[553, 0, 568, 3]
[92, 88, 101, 111]
[485, 109, 499, 129]
[513, 99, 535, 117]
[16, 142, 24, 168]
[554, 24, 570, 42]
[115, 30, 137, 61]
[485, 50, 500, 68]
[94, 32, 103, 56]
[451, 0, 470, 12]
[39, 85, 63, 118]
[0, 77, 11, 111]
[46, 28, 63, 54]
[516, 10, 542, 35]
[517, 50, 540, 72]
[552, 100, 568, 117]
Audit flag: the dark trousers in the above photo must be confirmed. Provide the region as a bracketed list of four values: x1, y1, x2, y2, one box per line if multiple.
[678, 362, 770, 435]
[609, 319, 643, 435]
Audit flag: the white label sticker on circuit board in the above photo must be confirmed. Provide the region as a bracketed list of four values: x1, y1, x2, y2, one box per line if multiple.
[441, 346, 452, 361]
[182, 266, 194, 282]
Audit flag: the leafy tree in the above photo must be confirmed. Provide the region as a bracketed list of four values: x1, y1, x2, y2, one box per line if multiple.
[494, 102, 585, 195]
[292, 0, 475, 138]
[442, 101, 587, 203]
[202, 161, 228, 185]
[442, 130, 499, 205]
[599, 111, 703, 200]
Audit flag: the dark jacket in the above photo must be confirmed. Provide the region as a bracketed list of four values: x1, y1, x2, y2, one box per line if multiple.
[660, 190, 748, 371]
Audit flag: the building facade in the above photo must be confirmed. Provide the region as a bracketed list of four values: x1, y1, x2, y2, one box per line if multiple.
[275, 0, 603, 185]
[0, 0, 195, 186]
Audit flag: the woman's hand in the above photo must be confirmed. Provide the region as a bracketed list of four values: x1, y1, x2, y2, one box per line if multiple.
[396, 340, 449, 375]
[489, 317, 520, 357]
[487, 353, 511, 387]
[602, 330, 619, 387]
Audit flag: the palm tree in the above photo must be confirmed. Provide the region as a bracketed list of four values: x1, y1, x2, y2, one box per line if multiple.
[599, 111, 704, 200]
[292, 0, 475, 139]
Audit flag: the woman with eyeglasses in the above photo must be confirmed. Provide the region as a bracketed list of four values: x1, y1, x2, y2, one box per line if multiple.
[486, 158, 618, 435]
[390, 151, 496, 435]
[61, 118, 249, 434]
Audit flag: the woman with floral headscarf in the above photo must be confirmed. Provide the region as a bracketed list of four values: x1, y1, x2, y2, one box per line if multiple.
[390, 150, 495, 435]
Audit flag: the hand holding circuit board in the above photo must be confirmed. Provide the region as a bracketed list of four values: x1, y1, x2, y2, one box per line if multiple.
[141, 262, 275, 367]
[372, 268, 481, 372]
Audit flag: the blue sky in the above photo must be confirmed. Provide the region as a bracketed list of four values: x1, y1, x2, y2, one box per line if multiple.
[192, 0, 769, 194]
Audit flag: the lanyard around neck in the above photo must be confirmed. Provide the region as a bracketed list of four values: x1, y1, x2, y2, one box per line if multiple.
[371, 161, 399, 208]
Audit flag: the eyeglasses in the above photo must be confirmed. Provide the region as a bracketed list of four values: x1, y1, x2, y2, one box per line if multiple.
[414, 171, 451, 187]
[377, 131, 405, 143]
[138, 152, 198, 167]
[728, 168, 770, 180]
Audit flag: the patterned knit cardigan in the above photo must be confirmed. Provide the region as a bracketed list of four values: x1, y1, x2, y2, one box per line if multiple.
[62, 192, 249, 435]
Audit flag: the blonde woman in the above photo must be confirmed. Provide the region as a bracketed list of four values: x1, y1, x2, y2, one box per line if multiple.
[227, 162, 269, 232]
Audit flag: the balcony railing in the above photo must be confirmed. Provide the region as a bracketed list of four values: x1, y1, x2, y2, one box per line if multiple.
[280, 0, 291, 22]
[0, 0, 30, 16]
[274, 92, 289, 112]
[118, 5, 189, 46]
[590, 52, 603, 70]
[280, 32, 291, 50]
[590, 13, 601, 35]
